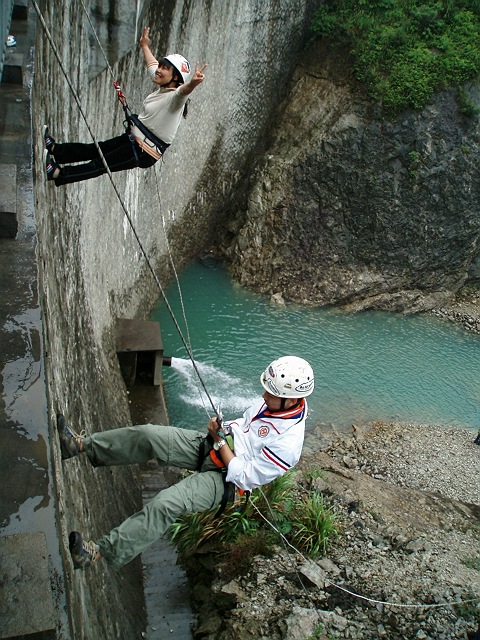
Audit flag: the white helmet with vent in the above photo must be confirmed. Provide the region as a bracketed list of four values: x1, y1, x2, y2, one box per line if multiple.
[260, 356, 314, 398]
[163, 54, 191, 83]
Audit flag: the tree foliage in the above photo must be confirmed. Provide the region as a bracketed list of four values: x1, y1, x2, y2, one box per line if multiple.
[312, 0, 480, 112]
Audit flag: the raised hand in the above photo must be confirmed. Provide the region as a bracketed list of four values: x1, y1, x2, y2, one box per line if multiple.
[139, 26, 151, 49]
[190, 62, 207, 87]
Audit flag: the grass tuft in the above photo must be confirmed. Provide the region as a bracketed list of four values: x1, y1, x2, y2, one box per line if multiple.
[168, 469, 338, 574]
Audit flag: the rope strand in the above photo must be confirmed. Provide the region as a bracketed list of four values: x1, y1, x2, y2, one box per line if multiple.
[252, 493, 479, 611]
[31, 0, 222, 422]
[154, 175, 213, 421]
[78, 0, 117, 82]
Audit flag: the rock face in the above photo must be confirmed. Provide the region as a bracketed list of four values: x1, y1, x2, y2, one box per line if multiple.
[185, 422, 480, 640]
[228, 40, 480, 311]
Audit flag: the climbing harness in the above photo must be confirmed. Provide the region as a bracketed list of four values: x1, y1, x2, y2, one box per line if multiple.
[113, 80, 170, 160]
[194, 416, 250, 519]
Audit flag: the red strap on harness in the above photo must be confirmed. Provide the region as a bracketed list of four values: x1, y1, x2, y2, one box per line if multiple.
[113, 80, 128, 107]
[209, 448, 225, 469]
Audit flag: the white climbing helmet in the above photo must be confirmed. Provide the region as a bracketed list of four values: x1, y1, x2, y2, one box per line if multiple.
[260, 356, 314, 398]
[163, 54, 191, 83]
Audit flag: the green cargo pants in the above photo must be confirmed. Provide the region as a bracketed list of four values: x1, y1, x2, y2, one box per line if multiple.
[83, 424, 226, 570]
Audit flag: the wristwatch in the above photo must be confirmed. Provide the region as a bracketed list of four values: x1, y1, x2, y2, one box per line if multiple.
[213, 439, 227, 451]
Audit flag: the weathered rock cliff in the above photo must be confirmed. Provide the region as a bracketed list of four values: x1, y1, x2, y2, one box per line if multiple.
[227, 40, 480, 312]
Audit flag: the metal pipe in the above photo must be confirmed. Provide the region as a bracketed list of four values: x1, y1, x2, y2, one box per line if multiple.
[162, 356, 172, 367]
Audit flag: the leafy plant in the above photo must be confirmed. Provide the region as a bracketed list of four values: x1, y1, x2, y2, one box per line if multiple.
[457, 87, 480, 116]
[307, 625, 338, 640]
[451, 590, 480, 620]
[311, 0, 480, 114]
[302, 464, 326, 484]
[461, 556, 480, 571]
[221, 529, 276, 580]
[407, 150, 422, 177]
[168, 470, 338, 571]
[291, 492, 339, 557]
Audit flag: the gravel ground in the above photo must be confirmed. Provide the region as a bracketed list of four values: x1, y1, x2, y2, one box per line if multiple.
[190, 419, 480, 640]
[310, 420, 480, 640]
[344, 421, 479, 505]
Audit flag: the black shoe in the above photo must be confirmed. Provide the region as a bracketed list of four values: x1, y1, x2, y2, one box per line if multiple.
[69, 531, 98, 570]
[57, 413, 85, 459]
[44, 149, 60, 181]
[43, 125, 56, 153]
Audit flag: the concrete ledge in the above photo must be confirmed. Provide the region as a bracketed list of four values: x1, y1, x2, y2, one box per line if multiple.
[13, 1, 29, 21]
[0, 164, 17, 238]
[0, 532, 56, 639]
[116, 318, 164, 386]
[2, 53, 23, 85]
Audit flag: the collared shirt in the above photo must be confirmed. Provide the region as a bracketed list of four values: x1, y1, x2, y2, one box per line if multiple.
[224, 398, 307, 492]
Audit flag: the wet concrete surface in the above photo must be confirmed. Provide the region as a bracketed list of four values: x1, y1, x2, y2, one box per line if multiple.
[0, 6, 68, 638]
[0, 6, 193, 639]
[129, 379, 195, 639]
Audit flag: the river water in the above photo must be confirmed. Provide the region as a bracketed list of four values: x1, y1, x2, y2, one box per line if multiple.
[151, 260, 480, 434]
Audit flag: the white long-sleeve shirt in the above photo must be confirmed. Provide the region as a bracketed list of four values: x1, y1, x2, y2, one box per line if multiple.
[224, 398, 308, 492]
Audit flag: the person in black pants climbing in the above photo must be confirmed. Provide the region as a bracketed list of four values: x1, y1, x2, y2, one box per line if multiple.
[44, 26, 206, 186]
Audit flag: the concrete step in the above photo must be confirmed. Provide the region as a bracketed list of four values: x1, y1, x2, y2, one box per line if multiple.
[0, 532, 56, 639]
[141, 465, 194, 640]
[1, 52, 23, 85]
[0, 164, 17, 238]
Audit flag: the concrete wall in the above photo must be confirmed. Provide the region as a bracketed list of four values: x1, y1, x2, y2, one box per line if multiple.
[32, 0, 317, 636]
[0, 0, 15, 79]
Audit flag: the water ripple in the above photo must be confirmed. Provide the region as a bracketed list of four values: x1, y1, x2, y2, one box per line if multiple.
[154, 262, 480, 432]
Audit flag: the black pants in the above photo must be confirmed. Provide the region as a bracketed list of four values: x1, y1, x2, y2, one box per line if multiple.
[53, 133, 158, 186]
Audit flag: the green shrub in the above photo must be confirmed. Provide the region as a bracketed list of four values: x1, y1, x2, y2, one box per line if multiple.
[311, 0, 480, 114]
[461, 556, 480, 570]
[168, 470, 338, 571]
[457, 87, 480, 116]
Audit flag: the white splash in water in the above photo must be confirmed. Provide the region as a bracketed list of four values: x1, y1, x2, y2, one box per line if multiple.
[169, 357, 259, 417]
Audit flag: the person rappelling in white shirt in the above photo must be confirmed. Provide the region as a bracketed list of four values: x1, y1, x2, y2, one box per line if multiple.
[57, 356, 314, 571]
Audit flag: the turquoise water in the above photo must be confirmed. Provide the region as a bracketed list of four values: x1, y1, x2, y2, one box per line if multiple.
[151, 261, 480, 433]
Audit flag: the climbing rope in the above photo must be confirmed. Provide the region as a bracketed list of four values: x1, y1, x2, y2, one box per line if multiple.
[78, 0, 117, 82]
[78, 0, 213, 421]
[253, 489, 479, 612]
[154, 177, 213, 421]
[31, 0, 222, 423]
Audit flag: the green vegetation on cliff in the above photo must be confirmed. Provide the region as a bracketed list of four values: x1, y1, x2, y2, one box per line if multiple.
[169, 470, 338, 577]
[312, 0, 480, 113]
